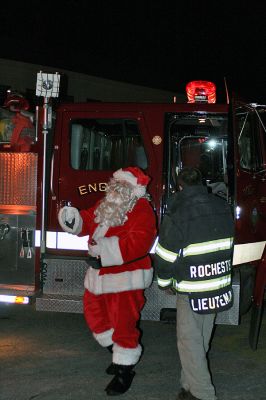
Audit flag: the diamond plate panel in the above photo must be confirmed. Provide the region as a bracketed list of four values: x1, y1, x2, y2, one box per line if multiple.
[0, 152, 37, 206]
[36, 294, 83, 313]
[142, 283, 176, 320]
[216, 269, 240, 325]
[43, 258, 88, 295]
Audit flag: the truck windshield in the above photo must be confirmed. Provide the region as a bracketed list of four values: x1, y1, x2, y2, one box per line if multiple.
[167, 113, 228, 198]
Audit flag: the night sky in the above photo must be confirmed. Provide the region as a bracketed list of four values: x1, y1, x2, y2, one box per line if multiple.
[1, 1, 265, 102]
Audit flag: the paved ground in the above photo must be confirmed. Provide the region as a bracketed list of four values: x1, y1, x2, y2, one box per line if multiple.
[0, 303, 265, 400]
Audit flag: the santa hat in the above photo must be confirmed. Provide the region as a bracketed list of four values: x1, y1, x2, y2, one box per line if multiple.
[113, 167, 150, 197]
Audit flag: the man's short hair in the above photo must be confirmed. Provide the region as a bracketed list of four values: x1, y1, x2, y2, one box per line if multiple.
[177, 167, 202, 187]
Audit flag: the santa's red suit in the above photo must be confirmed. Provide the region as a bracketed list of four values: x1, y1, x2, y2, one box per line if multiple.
[58, 167, 157, 372]
[80, 194, 156, 364]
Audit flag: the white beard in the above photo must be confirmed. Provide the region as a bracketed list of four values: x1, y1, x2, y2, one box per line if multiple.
[94, 179, 138, 227]
[105, 191, 124, 205]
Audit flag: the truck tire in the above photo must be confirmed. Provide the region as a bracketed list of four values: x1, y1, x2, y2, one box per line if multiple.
[239, 264, 256, 316]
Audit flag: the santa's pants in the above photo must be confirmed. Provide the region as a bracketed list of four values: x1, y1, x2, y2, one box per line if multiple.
[83, 289, 145, 365]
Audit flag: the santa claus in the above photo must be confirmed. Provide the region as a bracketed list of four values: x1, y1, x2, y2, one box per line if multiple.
[58, 167, 157, 395]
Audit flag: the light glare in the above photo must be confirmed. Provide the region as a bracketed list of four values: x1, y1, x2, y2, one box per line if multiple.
[0, 295, 29, 304]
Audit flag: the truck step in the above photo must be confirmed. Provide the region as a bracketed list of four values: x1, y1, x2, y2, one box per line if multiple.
[36, 294, 83, 314]
[38, 258, 240, 324]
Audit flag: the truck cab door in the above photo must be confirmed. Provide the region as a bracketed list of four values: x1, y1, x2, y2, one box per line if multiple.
[48, 110, 153, 234]
[252, 107, 266, 240]
[233, 101, 266, 244]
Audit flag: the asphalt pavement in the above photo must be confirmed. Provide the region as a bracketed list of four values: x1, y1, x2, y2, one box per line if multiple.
[0, 302, 265, 400]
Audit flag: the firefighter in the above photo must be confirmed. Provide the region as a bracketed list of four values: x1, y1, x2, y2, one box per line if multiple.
[154, 167, 234, 400]
[58, 167, 157, 396]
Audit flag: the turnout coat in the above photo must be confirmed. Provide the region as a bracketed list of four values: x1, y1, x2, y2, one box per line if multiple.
[154, 185, 234, 314]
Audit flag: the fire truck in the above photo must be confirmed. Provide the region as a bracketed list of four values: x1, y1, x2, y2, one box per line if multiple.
[0, 72, 265, 349]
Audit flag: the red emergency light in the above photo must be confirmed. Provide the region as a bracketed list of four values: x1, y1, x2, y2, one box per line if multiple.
[186, 81, 216, 104]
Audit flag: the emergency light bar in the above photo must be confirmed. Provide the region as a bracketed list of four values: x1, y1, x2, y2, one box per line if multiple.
[0, 295, 29, 304]
[186, 81, 216, 104]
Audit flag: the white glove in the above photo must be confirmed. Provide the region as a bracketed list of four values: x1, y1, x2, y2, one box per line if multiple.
[58, 206, 82, 234]
[88, 240, 101, 258]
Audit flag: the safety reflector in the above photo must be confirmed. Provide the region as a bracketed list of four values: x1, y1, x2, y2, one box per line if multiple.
[0, 295, 30, 304]
[35, 230, 89, 250]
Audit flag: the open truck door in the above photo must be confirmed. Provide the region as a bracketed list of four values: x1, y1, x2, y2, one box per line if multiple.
[232, 99, 266, 349]
[157, 105, 241, 326]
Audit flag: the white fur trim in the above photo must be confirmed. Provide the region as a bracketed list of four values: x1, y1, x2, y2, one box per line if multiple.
[93, 328, 114, 347]
[113, 343, 142, 366]
[97, 236, 123, 266]
[133, 185, 146, 197]
[84, 268, 154, 294]
[113, 169, 138, 186]
[92, 224, 109, 241]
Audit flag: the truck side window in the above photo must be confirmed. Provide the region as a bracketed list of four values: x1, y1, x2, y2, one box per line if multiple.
[70, 118, 147, 171]
[237, 112, 263, 171]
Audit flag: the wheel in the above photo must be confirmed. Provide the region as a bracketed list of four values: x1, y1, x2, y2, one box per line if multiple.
[238, 264, 256, 316]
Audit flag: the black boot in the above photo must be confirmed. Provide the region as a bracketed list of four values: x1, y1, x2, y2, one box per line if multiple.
[105, 364, 135, 396]
[106, 363, 118, 375]
[177, 389, 201, 400]
[105, 345, 116, 375]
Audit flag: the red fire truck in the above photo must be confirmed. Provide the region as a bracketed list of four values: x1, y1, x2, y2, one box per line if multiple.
[0, 73, 265, 349]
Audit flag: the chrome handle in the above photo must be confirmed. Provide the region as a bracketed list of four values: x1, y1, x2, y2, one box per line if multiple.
[50, 153, 55, 198]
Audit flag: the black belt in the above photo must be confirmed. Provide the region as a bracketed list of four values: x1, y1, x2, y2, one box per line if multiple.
[86, 256, 101, 269]
[86, 254, 148, 269]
